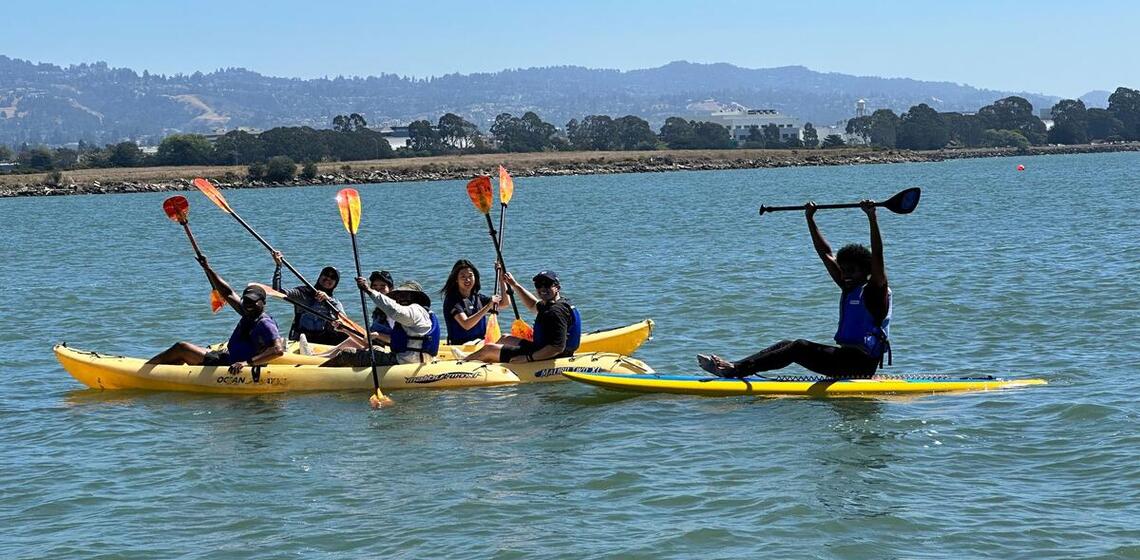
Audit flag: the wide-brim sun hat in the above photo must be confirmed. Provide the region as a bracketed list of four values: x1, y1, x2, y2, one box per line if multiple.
[390, 281, 431, 307]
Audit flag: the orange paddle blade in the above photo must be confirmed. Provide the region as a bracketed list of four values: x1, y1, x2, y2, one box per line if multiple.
[192, 178, 232, 213]
[336, 188, 362, 234]
[484, 313, 502, 344]
[162, 196, 189, 223]
[466, 176, 493, 214]
[510, 319, 534, 341]
[210, 290, 225, 313]
[498, 166, 515, 206]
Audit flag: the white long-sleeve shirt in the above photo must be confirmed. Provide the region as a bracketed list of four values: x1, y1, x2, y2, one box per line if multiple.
[368, 290, 433, 364]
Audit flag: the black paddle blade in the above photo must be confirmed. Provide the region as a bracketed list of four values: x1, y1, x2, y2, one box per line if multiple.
[883, 187, 921, 214]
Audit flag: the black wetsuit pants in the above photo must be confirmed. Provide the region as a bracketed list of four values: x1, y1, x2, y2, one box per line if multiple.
[733, 339, 879, 378]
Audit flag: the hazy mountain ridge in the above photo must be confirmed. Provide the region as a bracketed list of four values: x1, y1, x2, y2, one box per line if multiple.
[0, 55, 1068, 146]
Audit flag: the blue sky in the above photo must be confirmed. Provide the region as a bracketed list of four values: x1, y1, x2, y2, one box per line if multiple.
[3, 0, 1135, 98]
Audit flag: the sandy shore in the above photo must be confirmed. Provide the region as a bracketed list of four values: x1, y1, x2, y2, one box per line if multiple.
[2, 143, 1137, 198]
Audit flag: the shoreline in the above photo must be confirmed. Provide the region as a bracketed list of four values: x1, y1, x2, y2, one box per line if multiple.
[2, 143, 1137, 198]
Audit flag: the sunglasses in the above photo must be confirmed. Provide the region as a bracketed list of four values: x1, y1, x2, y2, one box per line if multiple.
[533, 280, 556, 289]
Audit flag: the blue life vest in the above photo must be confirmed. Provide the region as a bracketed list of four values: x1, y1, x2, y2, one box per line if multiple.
[227, 314, 280, 363]
[834, 284, 891, 361]
[531, 301, 581, 356]
[289, 288, 344, 341]
[444, 293, 488, 344]
[370, 307, 393, 336]
[390, 309, 440, 358]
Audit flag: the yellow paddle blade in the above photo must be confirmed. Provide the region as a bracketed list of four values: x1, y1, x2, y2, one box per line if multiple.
[336, 188, 362, 234]
[370, 389, 394, 409]
[466, 176, 493, 214]
[162, 196, 190, 223]
[511, 319, 534, 341]
[498, 165, 515, 206]
[192, 178, 232, 214]
[484, 313, 502, 344]
[210, 290, 225, 313]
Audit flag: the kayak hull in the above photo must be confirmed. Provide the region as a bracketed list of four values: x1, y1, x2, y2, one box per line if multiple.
[55, 344, 653, 394]
[563, 371, 1047, 397]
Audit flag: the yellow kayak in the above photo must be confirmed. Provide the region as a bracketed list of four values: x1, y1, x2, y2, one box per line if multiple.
[563, 371, 1047, 397]
[54, 344, 653, 394]
[266, 318, 655, 366]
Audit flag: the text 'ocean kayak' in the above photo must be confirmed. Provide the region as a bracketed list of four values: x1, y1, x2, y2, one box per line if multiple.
[562, 371, 1047, 397]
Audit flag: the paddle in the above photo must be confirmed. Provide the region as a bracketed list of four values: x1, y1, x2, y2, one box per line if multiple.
[336, 188, 393, 409]
[247, 282, 366, 341]
[483, 165, 514, 343]
[466, 175, 533, 341]
[162, 196, 225, 313]
[758, 187, 921, 216]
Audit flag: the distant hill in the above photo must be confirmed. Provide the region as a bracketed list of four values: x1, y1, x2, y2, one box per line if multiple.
[0, 56, 1063, 146]
[1079, 90, 1112, 108]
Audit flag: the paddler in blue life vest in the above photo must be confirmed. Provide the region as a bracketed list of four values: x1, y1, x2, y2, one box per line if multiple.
[148, 255, 284, 374]
[466, 270, 582, 364]
[698, 199, 891, 378]
[367, 269, 396, 345]
[321, 279, 441, 366]
[271, 250, 348, 346]
[439, 259, 506, 345]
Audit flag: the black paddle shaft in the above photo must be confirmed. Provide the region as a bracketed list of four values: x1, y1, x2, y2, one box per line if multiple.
[348, 227, 382, 393]
[484, 214, 524, 319]
[758, 187, 921, 216]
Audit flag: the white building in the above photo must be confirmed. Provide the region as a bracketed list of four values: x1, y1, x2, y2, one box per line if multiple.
[705, 109, 802, 144]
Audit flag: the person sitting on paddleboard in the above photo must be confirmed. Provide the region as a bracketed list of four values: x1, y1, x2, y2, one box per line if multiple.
[271, 250, 348, 346]
[367, 269, 396, 346]
[321, 280, 440, 366]
[698, 199, 891, 379]
[148, 255, 284, 374]
[440, 259, 506, 345]
[466, 270, 581, 364]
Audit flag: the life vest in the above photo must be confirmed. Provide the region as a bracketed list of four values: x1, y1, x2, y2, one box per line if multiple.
[390, 309, 440, 358]
[227, 313, 278, 363]
[370, 307, 393, 336]
[444, 293, 487, 344]
[531, 301, 581, 356]
[834, 283, 891, 365]
[288, 287, 343, 342]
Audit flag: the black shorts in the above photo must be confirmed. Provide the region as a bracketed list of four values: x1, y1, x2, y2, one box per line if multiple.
[202, 350, 234, 367]
[499, 341, 539, 363]
[324, 347, 401, 367]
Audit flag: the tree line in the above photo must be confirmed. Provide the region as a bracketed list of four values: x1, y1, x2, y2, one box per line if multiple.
[4, 86, 1139, 179]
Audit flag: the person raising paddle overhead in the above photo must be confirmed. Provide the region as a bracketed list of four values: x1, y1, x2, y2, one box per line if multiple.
[148, 255, 284, 374]
[271, 250, 348, 346]
[698, 199, 891, 379]
[466, 270, 581, 364]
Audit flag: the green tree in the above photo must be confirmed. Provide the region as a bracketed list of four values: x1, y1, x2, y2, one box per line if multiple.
[942, 112, 985, 147]
[212, 130, 265, 165]
[0, 145, 12, 161]
[897, 103, 949, 150]
[53, 148, 79, 169]
[1085, 108, 1125, 141]
[567, 115, 617, 150]
[869, 109, 899, 148]
[822, 134, 846, 148]
[613, 115, 657, 150]
[332, 113, 368, 133]
[264, 156, 297, 182]
[845, 116, 872, 143]
[762, 123, 781, 148]
[27, 147, 55, 170]
[437, 113, 481, 150]
[783, 137, 804, 148]
[490, 112, 558, 152]
[259, 127, 326, 162]
[107, 141, 144, 167]
[692, 121, 734, 149]
[981, 129, 1030, 150]
[300, 160, 318, 180]
[659, 117, 696, 149]
[1107, 87, 1140, 140]
[408, 120, 440, 153]
[157, 134, 213, 165]
[247, 161, 266, 180]
[803, 122, 819, 148]
[977, 96, 1046, 144]
[1047, 99, 1089, 144]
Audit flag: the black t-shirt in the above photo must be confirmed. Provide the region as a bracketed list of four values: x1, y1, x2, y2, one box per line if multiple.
[531, 299, 574, 356]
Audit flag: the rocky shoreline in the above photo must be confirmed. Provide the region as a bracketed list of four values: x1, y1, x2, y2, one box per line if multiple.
[2, 143, 1137, 198]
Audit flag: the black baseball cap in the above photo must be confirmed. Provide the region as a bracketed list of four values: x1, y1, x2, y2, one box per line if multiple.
[369, 270, 394, 288]
[532, 271, 560, 286]
[241, 284, 266, 303]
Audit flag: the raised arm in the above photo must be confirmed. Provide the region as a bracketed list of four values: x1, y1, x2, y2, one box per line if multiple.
[503, 271, 539, 313]
[197, 256, 243, 314]
[861, 200, 887, 289]
[806, 202, 843, 288]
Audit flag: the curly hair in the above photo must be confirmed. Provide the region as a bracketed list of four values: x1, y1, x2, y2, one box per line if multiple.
[836, 243, 872, 272]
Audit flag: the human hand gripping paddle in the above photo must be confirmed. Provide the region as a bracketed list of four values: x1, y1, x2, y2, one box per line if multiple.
[191, 177, 364, 338]
[483, 165, 515, 343]
[162, 196, 226, 313]
[466, 175, 534, 341]
[336, 188, 393, 409]
[758, 187, 921, 216]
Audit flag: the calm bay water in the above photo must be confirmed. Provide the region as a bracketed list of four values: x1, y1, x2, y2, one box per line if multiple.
[1, 153, 1139, 559]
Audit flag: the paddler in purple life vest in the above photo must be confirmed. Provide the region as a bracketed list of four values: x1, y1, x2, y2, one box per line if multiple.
[466, 269, 582, 364]
[148, 255, 284, 374]
[698, 199, 892, 379]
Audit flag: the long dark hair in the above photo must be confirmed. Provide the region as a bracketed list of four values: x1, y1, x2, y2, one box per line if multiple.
[440, 259, 481, 300]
